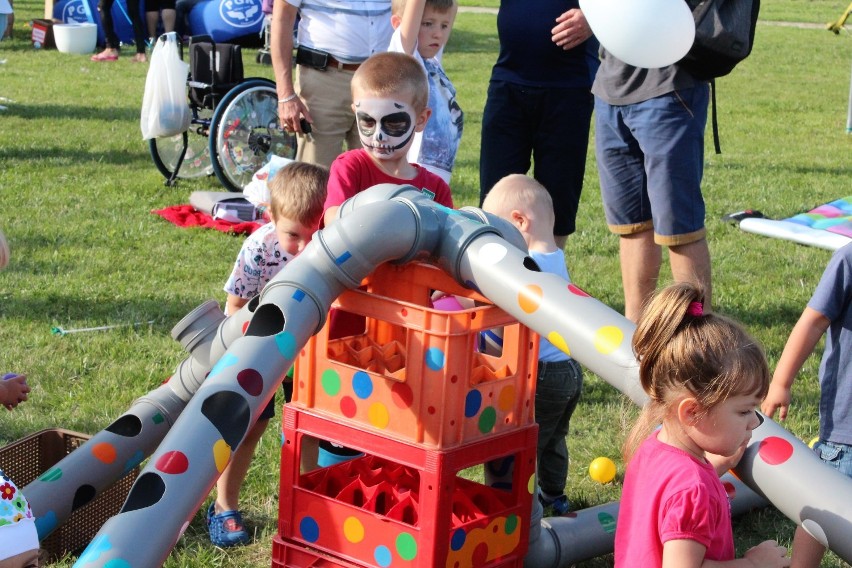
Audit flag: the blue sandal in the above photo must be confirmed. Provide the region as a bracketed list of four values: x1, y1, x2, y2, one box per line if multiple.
[207, 502, 250, 547]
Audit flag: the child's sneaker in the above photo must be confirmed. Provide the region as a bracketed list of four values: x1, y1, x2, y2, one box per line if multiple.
[207, 502, 250, 547]
[539, 493, 571, 516]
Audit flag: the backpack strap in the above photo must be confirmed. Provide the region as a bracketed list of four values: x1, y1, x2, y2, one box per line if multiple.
[709, 78, 722, 154]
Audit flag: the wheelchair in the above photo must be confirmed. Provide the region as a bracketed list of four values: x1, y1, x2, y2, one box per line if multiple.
[148, 34, 297, 192]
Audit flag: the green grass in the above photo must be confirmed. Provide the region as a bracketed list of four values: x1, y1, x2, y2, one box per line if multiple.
[1, 1, 852, 566]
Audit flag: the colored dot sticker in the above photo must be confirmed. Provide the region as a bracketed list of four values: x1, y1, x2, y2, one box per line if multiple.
[155, 450, 189, 475]
[527, 473, 536, 495]
[391, 382, 414, 409]
[213, 439, 231, 473]
[450, 528, 466, 551]
[396, 532, 417, 560]
[340, 396, 357, 418]
[321, 369, 341, 396]
[497, 385, 515, 411]
[479, 242, 508, 265]
[505, 514, 518, 535]
[722, 480, 737, 500]
[425, 347, 445, 371]
[517, 285, 543, 314]
[568, 283, 590, 297]
[368, 402, 390, 429]
[91, 443, 117, 465]
[300, 517, 320, 542]
[374, 545, 392, 567]
[758, 436, 794, 465]
[478, 406, 497, 433]
[593, 325, 623, 355]
[547, 331, 570, 355]
[343, 517, 364, 543]
[275, 331, 297, 359]
[352, 371, 373, 399]
[465, 390, 483, 418]
[237, 368, 263, 397]
[598, 512, 617, 534]
[209, 353, 238, 378]
[104, 559, 131, 568]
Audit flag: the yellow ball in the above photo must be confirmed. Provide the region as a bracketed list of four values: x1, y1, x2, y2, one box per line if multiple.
[589, 457, 617, 484]
[808, 437, 819, 449]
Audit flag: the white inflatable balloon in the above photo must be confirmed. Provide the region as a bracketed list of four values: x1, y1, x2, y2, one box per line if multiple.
[579, 0, 695, 69]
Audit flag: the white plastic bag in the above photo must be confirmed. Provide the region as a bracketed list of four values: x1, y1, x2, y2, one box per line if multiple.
[140, 32, 191, 140]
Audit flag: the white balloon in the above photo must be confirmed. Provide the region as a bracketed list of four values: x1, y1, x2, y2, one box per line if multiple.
[579, 0, 696, 69]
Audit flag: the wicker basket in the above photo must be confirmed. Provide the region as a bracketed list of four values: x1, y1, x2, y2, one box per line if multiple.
[0, 428, 138, 560]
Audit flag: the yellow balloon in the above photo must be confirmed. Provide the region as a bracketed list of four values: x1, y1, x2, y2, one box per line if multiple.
[589, 457, 617, 484]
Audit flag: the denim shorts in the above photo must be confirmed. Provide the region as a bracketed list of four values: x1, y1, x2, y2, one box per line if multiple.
[813, 440, 852, 478]
[595, 85, 709, 246]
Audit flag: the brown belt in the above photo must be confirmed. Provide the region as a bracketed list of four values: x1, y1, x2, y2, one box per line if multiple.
[326, 55, 361, 72]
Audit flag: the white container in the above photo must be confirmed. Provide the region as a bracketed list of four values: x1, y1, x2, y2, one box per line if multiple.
[53, 23, 98, 55]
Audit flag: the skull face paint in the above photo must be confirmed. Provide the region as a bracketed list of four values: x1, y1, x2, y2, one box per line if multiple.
[354, 98, 417, 160]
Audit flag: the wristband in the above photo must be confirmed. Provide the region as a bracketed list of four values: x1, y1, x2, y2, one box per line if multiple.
[278, 93, 298, 104]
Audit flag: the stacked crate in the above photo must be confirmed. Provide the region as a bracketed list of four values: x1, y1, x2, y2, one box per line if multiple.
[273, 262, 540, 568]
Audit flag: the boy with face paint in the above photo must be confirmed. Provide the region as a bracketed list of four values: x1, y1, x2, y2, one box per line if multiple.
[322, 51, 454, 228]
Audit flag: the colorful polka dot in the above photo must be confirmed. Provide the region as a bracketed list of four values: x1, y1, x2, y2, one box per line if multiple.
[300, 516, 319, 542]
[396, 532, 417, 560]
[450, 528, 466, 551]
[343, 517, 364, 543]
[568, 283, 590, 297]
[517, 285, 543, 314]
[472, 542, 489, 565]
[504, 514, 518, 535]
[391, 382, 414, 409]
[352, 371, 373, 399]
[425, 347, 445, 371]
[237, 368, 263, 397]
[92, 443, 117, 464]
[321, 369, 341, 396]
[104, 559, 131, 568]
[213, 439, 231, 473]
[758, 436, 794, 465]
[598, 511, 617, 534]
[340, 396, 357, 418]
[465, 390, 482, 418]
[275, 331, 297, 359]
[368, 402, 390, 429]
[209, 353, 238, 377]
[478, 407, 497, 433]
[527, 473, 536, 495]
[547, 331, 570, 355]
[155, 451, 188, 475]
[374, 545, 392, 567]
[497, 385, 515, 411]
[593, 326, 623, 355]
[479, 242, 508, 264]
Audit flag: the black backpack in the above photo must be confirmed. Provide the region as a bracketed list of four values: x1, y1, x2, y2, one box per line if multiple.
[679, 0, 760, 152]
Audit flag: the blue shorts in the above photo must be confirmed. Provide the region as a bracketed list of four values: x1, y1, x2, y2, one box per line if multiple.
[813, 441, 852, 478]
[595, 85, 709, 246]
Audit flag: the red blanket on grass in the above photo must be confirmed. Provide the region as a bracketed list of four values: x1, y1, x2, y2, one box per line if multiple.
[152, 205, 263, 235]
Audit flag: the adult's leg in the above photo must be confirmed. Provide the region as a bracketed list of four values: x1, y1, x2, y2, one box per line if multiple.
[620, 231, 661, 322]
[478, 80, 536, 205]
[533, 87, 594, 248]
[125, 0, 147, 59]
[159, 0, 176, 33]
[669, 238, 711, 309]
[295, 65, 355, 168]
[92, 0, 121, 59]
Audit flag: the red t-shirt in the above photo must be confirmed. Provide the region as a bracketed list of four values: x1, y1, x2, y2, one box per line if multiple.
[323, 149, 454, 221]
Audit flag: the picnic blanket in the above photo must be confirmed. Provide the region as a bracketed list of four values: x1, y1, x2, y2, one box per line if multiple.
[152, 204, 263, 235]
[725, 196, 852, 251]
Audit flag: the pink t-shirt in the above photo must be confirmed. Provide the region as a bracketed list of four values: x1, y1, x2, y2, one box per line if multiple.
[323, 149, 454, 221]
[614, 432, 734, 567]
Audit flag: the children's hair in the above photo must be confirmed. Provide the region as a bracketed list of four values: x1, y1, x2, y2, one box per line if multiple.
[391, 0, 456, 16]
[268, 162, 329, 228]
[482, 174, 555, 226]
[624, 283, 771, 462]
[352, 52, 429, 112]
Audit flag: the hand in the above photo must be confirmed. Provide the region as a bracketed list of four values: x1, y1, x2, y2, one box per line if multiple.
[278, 96, 312, 134]
[551, 9, 593, 51]
[761, 382, 792, 421]
[744, 540, 790, 568]
[706, 441, 748, 476]
[0, 373, 30, 411]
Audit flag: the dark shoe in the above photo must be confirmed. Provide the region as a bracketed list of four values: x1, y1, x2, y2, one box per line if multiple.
[540, 493, 571, 516]
[207, 503, 250, 547]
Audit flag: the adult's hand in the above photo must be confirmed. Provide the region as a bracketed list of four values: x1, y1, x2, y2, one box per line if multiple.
[552, 8, 593, 50]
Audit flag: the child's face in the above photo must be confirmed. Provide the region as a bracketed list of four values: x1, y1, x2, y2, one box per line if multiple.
[689, 391, 762, 459]
[352, 95, 424, 161]
[273, 217, 314, 257]
[417, 5, 457, 60]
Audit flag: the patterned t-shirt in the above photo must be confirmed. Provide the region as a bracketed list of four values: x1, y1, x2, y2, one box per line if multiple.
[223, 222, 291, 300]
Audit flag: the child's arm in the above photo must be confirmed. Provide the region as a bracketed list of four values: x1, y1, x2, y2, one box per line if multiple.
[663, 539, 789, 568]
[0, 373, 29, 411]
[397, 0, 427, 55]
[225, 294, 249, 317]
[761, 307, 830, 421]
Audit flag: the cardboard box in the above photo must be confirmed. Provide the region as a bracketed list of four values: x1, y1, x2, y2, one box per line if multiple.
[30, 18, 55, 49]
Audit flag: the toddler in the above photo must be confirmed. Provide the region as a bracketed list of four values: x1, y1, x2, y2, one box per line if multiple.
[0, 469, 41, 568]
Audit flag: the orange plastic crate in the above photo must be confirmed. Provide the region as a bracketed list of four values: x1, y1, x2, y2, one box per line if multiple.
[278, 407, 537, 568]
[292, 262, 538, 449]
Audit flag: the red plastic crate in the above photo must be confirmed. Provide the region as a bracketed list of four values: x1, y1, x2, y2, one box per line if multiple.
[292, 262, 538, 449]
[278, 406, 537, 568]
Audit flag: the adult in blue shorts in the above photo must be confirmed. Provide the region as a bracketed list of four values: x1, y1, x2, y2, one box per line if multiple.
[479, 0, 599, 250]
[592, 46, 711, 323]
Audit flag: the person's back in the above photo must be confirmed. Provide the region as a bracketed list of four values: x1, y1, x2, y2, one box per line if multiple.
[481, 174, 582, 516]
[0, 469, 41, 567]
[322, 51, 453, 227]
[388, 0, 462, 183]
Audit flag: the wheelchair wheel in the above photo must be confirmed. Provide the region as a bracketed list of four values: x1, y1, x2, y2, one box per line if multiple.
[209, 78, 297, 193]
[149, 108, 214, 181]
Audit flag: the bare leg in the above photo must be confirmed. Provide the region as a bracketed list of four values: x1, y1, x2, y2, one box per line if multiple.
[554, 235, 567, 250]
[160, 8, 176, 32]
[146, 11, 159, 38]
[214, 418, 269, 513]
[619, 230, 661, 323]
[669, 237, 712, 311]
[790, 526, 826, 568]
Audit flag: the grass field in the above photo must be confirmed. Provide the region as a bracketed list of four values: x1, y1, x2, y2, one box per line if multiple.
[1, 0, 852, 566]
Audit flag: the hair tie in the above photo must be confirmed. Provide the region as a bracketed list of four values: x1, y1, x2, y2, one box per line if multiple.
[687, 301, 704, 317]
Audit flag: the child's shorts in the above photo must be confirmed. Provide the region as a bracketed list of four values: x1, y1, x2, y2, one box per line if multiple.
[813, 440, 852, 478]
[259, 378, 293, 420]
